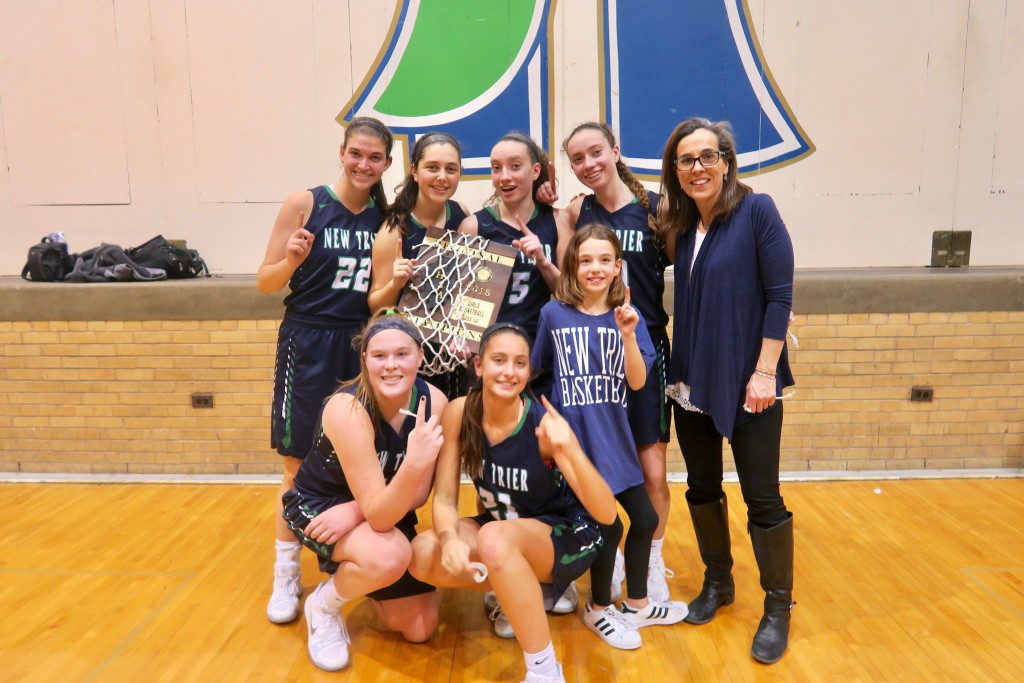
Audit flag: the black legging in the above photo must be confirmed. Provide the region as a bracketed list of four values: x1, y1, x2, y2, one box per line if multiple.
[674, 404, 789, 529]
[590, 484, 659, 605]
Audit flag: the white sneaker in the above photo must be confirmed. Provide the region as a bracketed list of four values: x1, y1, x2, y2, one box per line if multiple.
[484, 592, 515, 639]
[267, 561, 301, 623]
[522, 663, 566, 683]
[582, 602, 641, 650]
[609, 548, 625, 603]
[620, 598, 688, 628]
[647, 553, 675, 603]
[304, 587, 350, 671]
[550, 581, 578, 614]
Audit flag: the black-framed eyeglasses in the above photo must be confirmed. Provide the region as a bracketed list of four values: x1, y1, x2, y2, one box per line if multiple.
[673, 149, 722, 171]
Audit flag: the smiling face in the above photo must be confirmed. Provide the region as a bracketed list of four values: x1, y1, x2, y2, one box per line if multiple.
[363, 328, 422, 401]
[674, 127, 726, 212]
[490, 140, 541, 205]
[575, 237, 621, 297]
[341, 132, 392, 194]
[566, 127, 619, 192]
[475, 330, 532, 401]
[413, 142, 462, 205]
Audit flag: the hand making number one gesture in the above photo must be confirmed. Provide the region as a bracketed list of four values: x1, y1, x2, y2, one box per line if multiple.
[391, 236, 416, 290]
[614, 286, 639, 336]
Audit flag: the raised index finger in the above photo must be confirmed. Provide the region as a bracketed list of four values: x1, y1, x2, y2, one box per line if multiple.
[396, 236, 403, 260]
[548, 161, 557, 188]
[415, 394, 428, 425]
[623, 286, 631, 307]
[540, 394, 561, 420]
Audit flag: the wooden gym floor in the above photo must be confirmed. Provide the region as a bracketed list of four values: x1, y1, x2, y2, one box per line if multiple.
[1, 479, 1022, 682]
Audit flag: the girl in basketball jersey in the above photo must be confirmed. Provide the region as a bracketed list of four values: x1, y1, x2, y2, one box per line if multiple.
[370, 132, 472, 399]
[258, 117, 394, 626]
[563, 123, 676, 603]
[281, 312, 448, 672]
[531, 225, 688, 651]
[409, 323, 615, 683]
[369, 131, 470, 312]
[458, 132, 575, 338]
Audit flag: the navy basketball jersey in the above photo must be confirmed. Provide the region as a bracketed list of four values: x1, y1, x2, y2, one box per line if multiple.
[531, 301, 654, 494]
[401, 200, 468, 260]
[578, 191, 668, 330]
[293, 377, 434, 527]
[283, 185, 384, 323]
[474, 397, 580, 520]
[475, 203, 558, 336]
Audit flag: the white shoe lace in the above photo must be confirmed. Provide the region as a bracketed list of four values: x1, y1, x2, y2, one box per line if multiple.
[605, 605, 639, 633]
[650, 554, 674, 580]
[310, 605, 349, 651]
[272, 573, 301, 597]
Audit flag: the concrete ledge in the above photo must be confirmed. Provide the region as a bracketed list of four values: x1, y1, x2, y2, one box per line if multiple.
[3, 267, 1023, 321]
[1, 275, 285, 321]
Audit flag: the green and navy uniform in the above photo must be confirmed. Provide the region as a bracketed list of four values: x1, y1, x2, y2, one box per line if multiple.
[577, 191, 671, 444]
[282, 377, 436, 600]
[272, 185, 383, 459]
[469, 396, 602, 609]
[400, 200, 471, 400]
[474, 204, 559, 338]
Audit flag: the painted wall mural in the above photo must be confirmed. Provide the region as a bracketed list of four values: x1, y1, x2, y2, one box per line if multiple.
[342, 0, 813, 177]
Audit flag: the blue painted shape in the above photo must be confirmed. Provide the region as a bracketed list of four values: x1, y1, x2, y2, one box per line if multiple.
[602, 0, 813, 177]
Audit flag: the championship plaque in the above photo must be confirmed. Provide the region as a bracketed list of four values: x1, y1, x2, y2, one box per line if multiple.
[397, 228, 519, 373]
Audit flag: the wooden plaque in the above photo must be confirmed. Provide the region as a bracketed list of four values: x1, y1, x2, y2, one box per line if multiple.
[397, 228, 519, 354]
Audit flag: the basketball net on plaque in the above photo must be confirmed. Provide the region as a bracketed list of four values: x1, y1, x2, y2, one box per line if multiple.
[397, 228, 519, 376]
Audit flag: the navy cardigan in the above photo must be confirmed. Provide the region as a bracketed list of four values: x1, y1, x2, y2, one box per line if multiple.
[669, 192, 795, 441]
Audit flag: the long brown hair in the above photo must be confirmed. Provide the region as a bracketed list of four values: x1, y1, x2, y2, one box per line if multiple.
[555, 224, 626, 308]
[344, 116, 395, 213]
[385, 132, 462, 236]
[459, 323, 533, 480]
[657, 117, 750, 242]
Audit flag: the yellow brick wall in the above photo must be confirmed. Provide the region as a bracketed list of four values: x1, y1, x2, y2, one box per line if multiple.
[2, 312, 1023, 475]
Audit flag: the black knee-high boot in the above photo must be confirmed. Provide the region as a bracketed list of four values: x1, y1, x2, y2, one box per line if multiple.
[749, 514, 795, 664]
[684, 495, 735, 624]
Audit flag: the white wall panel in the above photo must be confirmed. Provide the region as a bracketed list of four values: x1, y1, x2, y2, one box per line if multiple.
[0, 0, 129, 205]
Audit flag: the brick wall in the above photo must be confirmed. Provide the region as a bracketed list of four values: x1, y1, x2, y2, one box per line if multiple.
[2, 308, 1022, 475]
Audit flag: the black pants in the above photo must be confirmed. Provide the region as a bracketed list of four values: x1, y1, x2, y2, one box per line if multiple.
[590, 484, 659, 604]
[674, 404, 789, 529]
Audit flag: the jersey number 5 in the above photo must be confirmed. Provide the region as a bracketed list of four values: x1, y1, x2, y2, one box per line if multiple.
[333, 256, 371, 292]
[507, 272, 531, 305]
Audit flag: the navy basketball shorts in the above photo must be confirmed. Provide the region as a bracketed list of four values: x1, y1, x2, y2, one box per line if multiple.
[627, 328, 671, 445]
[282, 488, 435, 601]
[471, 508, 602, 610]
[272, 320, 362, 459]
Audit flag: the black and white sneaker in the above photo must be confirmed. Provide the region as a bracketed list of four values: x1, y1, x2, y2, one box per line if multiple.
[620, 599, 688, 628]
[581, 602, 641, 650]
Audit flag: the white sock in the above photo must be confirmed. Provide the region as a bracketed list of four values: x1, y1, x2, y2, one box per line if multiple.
[316, 579, 347, 612]
[650, 538, 664, 561]
[523, 642, 559, 679]
[275, 539, 301, 566]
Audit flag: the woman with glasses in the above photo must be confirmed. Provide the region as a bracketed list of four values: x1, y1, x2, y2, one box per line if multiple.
[657, 117, 796, 664]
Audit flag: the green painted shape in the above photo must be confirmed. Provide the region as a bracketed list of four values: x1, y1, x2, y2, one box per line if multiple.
[376, 0, 535, 117]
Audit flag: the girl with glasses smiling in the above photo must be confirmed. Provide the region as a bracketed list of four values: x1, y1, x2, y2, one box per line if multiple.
[657, 117, 797, 664]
